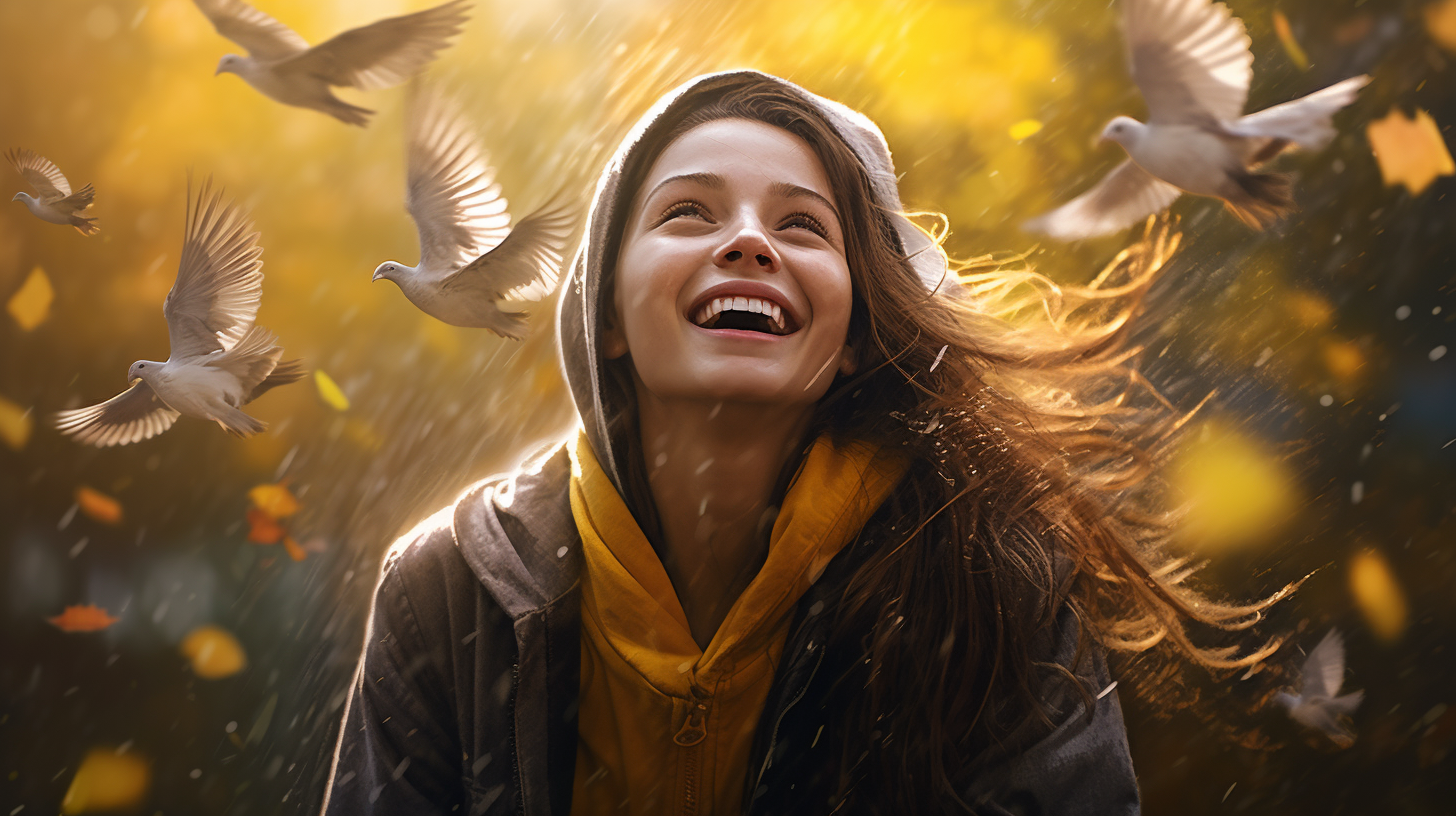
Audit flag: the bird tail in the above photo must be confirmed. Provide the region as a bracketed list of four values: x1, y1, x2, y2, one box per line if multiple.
[323, 95, 374, 127]
[487, 309, 530, 341]
[1328, 690, 1364, 717]
[1222, 170, 1295, 230]
[248, 358, 306, 402]
[213, 405, 267, 438]
[1230, 75, 1371, 152]
[69, 214, 100, 236]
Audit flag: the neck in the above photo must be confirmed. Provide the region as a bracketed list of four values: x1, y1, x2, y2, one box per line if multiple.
[634, 389, 813, 649]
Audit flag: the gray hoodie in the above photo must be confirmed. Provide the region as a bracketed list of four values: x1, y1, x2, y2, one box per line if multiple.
[321, 70, 1139, 816]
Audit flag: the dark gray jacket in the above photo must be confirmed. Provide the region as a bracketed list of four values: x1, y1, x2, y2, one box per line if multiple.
[320, 446, 1140, 815]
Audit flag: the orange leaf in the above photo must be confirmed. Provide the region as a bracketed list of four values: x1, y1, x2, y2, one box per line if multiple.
[180, 625, 247, 679]
[1367, 108, 1456, 195]
[0, 394, 32, 450]
[1426, 0, 1456, 52]
[61, 747, 150, 814]
[6, 265, 53, 332]
[283, 536, 307, 562]
[75, 486, 123, 525]
[49, 605, 120, 632]
[246, 507, 286, 544]
[1273, 11, 1310, 70]
[248, 481, 300, 519]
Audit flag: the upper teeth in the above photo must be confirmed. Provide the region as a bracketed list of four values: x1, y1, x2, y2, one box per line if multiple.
[694, 296, 785, 330]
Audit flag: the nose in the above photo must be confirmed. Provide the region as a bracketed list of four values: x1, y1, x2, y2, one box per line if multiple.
[714, 221, 780, 272]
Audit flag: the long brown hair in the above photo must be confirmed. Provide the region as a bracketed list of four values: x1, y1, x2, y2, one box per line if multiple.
[598, 77, 1294, 812]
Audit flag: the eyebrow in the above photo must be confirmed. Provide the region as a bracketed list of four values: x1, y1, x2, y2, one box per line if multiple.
[642, 172, 840, 222]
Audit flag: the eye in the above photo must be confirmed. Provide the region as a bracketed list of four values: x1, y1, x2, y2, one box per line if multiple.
[780, 211, 829, 238]
[654, 200, 710, 226]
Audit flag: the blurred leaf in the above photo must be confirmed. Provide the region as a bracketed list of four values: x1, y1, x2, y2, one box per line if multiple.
[283, 536, 307, 562]
[0, 394, 33, 450]
[1273, 11, 1310, 70]
[60, 747, 150, 815]
[1008, 119, 1043, 140]
[75, 486, 124, 525]
[180, 625, 247, 680]
[48, 604, 120, 633]
[1367, 108, 1456, 196]
[245, 507, 286, 544]
[314, 369, 350, 411]
[247, 481, 300, 519]
[6, 265, 53, 331]
[1426, 0, 1456, 52]
[1349, 547, 1410, 642]
[1172, 422, 1297, 552]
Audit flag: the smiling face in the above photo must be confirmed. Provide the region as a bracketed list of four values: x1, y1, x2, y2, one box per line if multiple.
[604, 118, 855, 409]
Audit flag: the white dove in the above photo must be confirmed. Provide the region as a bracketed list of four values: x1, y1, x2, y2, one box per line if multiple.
[1025, 0, 1369, 240]
[7, 149, 99, 236]
[55, 179, 304, 447]
[1273, 628, 1364, 748]
[193, 0, 471, 127]
[372, 85, 577, 340]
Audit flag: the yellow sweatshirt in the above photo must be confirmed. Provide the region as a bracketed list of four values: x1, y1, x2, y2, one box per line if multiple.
[568, 432, 906, 815]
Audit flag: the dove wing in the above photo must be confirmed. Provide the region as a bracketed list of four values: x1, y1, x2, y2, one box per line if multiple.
[1123, 0, 1253, 124]
[55, 381, 181, 447]
[1023, 159, 1183, 241]
[6, 148, 72, 201]
[276, 0, 470, 91]
[1301, 629, 1347, 699]
[191, 0, 309, 61]
[405, 83, 511, 273]
[163, 179, 264, 361]
[442, 193, 576, 302]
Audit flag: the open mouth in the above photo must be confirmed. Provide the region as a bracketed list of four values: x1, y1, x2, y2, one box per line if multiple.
[691, 296, 798, 336]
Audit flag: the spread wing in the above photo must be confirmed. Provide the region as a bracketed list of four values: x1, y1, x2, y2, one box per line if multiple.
[191, 0, 309, 61]
[163, 179, 264, 360]
[1023, 159, 1183, 241]
[6, 148, 71, 201]
[1301, 629, 1347, 700]
[405, 83, 511, 274]
[1123, 0, 1253, 124]
[55, 381, 181, 447]
[276, 0, 470, 91]
[442, 191, 576, 302]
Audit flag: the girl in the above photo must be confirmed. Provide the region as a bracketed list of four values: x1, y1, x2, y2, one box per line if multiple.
[323, 70, 1283, 815]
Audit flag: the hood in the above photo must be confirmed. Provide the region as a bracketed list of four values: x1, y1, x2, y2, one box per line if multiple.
[556, 69, 948, 496]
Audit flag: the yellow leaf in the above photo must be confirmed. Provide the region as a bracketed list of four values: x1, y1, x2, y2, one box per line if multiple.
[1172, 422, 1297, 552]
[61, 747, 150, 814]
[6, 265, 53, 331]
[1273, 11, 1310, 70]
[76, 486, 124, 525]
[0, 394, 32, 450]
[180, 625, 247, 679]
[1367, 108, 1456, 195]
[248, 481, 300, 519]
[1008, 118, 1043, 141]
[1349, 548, 1409, 642]
[314, 369, 350, 411]
[1426, 0, 1456, 52]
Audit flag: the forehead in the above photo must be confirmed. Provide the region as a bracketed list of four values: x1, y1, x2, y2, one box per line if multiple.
[637, 118, 835, 205]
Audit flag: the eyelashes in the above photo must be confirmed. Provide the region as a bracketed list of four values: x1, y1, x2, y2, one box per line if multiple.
[653, 199, 832, 238]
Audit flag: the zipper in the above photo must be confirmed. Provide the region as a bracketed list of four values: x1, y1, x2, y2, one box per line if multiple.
[752, 641, 825, 792]
[675, 698, 709, 815]
[508, 661, 525, 816]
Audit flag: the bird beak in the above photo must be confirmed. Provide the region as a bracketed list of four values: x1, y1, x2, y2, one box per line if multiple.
[371, 270, 384, 282]
[1094, 134, 1110, 149]
[214, 66, 225, 76]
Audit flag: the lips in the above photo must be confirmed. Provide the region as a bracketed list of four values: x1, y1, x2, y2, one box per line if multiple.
[687, 282, 801, 336]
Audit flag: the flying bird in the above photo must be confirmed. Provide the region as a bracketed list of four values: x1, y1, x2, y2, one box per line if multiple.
[193, 0, 471, 126]
[55, 179, 304, 447]
[7, 149, 99, 236]
[372, 84, 577, 340]
[1273, 628, 1364, 748]
[1025, 0, 1369, 240]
